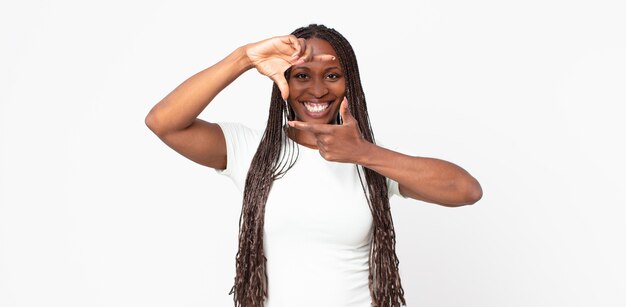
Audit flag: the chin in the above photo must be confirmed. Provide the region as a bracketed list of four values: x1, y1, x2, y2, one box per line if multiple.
[295, 113, 339, 125]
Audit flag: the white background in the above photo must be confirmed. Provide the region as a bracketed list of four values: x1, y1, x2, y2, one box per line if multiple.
[1, 0, 625, 306]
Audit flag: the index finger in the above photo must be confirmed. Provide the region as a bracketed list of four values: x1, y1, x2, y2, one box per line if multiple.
[288, 121, 336, 134]
[310, 54, 336, 62]
[292, 54, 336, 66]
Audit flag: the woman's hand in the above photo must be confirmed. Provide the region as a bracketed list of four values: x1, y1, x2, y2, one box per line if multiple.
[245, 35, 335, 100]
[289, 97, 483, 206]
[288, 98, 370, 164]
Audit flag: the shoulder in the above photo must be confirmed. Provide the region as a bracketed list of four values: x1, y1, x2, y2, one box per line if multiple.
[216, 122, 264, 147]
[213, 122, 264, 187]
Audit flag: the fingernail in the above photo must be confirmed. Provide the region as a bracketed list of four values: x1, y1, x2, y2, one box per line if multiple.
[287, 121, 294, 127]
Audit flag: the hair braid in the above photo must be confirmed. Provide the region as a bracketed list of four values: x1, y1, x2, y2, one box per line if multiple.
[230, 24, 406, 307]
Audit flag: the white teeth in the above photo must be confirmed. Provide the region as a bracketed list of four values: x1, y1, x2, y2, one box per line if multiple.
[303, 102, 330, 113]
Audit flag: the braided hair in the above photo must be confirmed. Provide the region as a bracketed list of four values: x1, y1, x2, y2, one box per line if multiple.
[229, 24, 406, 307]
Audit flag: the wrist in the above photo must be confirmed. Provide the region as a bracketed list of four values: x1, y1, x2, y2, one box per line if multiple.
[355, 140, 377, 166]
[233, 45, 254, 71]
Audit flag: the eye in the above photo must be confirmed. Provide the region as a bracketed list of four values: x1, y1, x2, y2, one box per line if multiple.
[294, 73, 308, 79]
[326, 73, 341, 80]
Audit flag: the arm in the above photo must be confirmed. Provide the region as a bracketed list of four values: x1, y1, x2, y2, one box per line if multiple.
[145, 36, 326, 169]
[144, 47, 252, 170]
[288, 98, 482, 207]
[356, 143, 482, 207]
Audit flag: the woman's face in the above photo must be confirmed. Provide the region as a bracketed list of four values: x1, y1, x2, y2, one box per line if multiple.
[287, 37, 345, 124]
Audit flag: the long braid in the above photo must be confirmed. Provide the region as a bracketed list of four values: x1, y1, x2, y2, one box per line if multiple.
[229, 83, 294, 307]
[230, 24, 406, 307]
[308, 25, 406, 307]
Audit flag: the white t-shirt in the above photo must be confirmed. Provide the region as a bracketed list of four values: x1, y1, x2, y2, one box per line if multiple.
[215, 122, 405, 307]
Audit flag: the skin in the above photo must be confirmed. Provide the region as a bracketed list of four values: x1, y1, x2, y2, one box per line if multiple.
[285, 38, 345, 148]
[145, 34, 483, 207]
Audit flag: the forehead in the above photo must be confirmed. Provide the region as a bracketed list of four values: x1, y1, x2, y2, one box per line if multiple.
[306, 37, 337, 57]
[292, 37, 340, 71]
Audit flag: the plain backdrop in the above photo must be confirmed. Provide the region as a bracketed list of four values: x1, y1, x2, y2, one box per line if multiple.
[1, 0, 625, 306]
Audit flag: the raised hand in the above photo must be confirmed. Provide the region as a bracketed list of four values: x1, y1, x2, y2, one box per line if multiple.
[245, 35, 335, 100]
[288, 97, 372, 164]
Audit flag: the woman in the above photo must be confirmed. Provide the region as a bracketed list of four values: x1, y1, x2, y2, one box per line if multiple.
[145, 24, 482, 307]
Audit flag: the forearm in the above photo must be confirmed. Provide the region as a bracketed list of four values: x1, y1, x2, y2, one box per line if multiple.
[357, 143, 482, 206]
[145, 46, 253, 134]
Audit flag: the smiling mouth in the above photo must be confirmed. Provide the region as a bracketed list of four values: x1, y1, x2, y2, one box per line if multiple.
[302, 101, 331, 113]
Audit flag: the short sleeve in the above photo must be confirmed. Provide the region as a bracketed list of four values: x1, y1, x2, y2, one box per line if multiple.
[386, 176, 407, 199]
[214, 122, 263, 193]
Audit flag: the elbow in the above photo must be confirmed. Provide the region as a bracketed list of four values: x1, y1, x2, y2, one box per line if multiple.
[145, 112, 163, 136]
[426, 178, 483, 208]
[459, 178, 482, 205]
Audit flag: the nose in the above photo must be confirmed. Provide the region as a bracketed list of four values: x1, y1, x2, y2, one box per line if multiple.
[308, 78, 329, 98]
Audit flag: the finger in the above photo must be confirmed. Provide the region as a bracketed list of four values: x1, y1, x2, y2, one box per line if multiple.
[299, 41, 314, 62]
[317, 142, 329, 157]
[291, 56, 306, 66]
[288, 120, 335, 134]
[291, 38, 306, 59]
[339, 97, 353, 124]
[282, 35, 305, 64]
[310, 54, 336, 62]
[292, 52, 333, 66]
[287, 39, 309, 65]
[270, 74, 290, 100]
[292, 38, 302, 57]
[297, 38, 307, 55]
[276, 35, 298, 57]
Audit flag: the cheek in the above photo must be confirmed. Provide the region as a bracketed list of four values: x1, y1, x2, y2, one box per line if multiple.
[331, 80, 346, 93]
[287, 82, 306, 99]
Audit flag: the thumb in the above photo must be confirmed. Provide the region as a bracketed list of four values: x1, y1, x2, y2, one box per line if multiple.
[340, 97, 353, 124]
